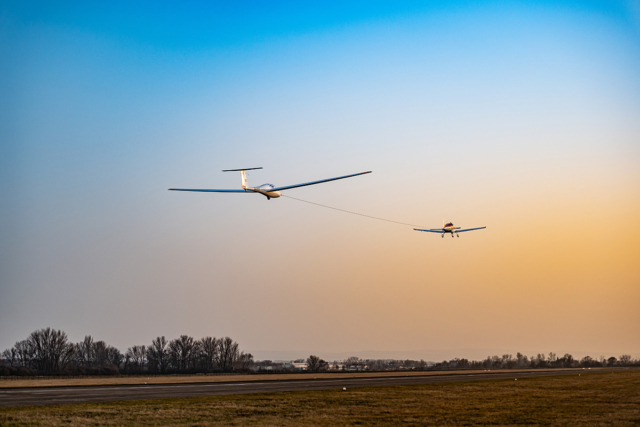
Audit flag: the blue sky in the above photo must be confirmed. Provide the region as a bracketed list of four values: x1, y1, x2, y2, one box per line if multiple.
[1, 1, 639, 359]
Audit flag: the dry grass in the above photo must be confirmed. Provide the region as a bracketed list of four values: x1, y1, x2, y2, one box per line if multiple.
[0, 368, 576, 389]
[1, 370, 639, 426]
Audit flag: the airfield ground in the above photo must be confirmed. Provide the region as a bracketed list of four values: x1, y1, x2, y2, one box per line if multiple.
[0, 370, 638, 426]
[0, 368, 582, 389]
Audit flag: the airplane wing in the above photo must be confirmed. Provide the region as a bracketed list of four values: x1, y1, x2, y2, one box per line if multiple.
[270, 171, 371, 192]
[169, 188, 248, 193]
[414, 228, 444, 233]
[456, 227, 487, 233]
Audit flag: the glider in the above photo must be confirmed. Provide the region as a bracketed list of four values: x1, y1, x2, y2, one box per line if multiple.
[414, 221, 486, 238]
[169, 167, 371, 200]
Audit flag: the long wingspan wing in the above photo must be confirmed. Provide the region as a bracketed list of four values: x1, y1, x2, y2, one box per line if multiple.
[270, 171, 371, 192]
[456, 227, 487, 233]
[169, 188, 249, 193]
[414, 228, 445, 233]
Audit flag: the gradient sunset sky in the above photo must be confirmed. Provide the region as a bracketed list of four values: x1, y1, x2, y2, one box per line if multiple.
[1, 1, 639, 360]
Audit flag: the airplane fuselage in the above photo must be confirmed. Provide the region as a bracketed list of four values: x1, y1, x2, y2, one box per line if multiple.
[414, 222, 486, 238]
[443, 223, 460, 232]
[441, 222, 461, 237]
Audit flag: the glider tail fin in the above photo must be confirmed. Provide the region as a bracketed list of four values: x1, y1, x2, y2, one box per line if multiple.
[241, 170, 248, 189]
[221, 167, 262, 190]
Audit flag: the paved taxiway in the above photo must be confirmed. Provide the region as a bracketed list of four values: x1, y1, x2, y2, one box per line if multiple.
[0, 368, 615, 407]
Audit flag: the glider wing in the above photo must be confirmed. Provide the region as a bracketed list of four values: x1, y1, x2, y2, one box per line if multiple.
[270, 171, 371, 192]
[169, 188, 248, 193]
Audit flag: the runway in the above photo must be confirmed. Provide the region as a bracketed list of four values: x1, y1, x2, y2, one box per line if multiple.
[0, 368, 614, 407]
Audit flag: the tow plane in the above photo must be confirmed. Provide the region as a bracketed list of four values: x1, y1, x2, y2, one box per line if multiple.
[414, 221, 486, 238]
[169, 168, 371, 200]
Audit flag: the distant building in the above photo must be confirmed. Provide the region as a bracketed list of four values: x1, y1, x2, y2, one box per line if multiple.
[291, 361, 307, 370]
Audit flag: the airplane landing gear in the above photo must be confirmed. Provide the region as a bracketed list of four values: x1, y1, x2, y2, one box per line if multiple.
[441, 234, 444, 238]
[456, 234, 459, 237]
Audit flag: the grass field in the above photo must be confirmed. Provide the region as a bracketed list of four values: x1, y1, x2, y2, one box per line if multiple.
[1, 371, 638, 426]
[0, 368, 573, 389]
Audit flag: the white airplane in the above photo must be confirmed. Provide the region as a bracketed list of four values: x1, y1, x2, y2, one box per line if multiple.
[169, 167, 371, 200]
[414, 221, 486, 238]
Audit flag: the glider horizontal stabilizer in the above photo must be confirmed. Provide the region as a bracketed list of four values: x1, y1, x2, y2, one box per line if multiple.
[222, 167, 263, 172]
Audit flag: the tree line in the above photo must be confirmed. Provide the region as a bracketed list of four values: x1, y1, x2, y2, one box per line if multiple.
[299, 353, 637, 372]
[440, 352, 636, 370]
[0, 328, 252, 376]
[2, 328, 637, 377]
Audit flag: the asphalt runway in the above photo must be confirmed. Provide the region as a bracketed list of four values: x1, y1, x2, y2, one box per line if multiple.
[0, 368, 615, 407]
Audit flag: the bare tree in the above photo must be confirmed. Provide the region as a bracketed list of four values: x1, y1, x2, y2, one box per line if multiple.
[236, 352, 254, 371]
[93, 341, 110, 366]
[198, 337, 219, 371]
[580, 356, 594, 367]
[217, 337, 238, 371]
[619, 355, 632, 366]
[14, 340, 34, 368]
[192, 339, 203, 370]
[490, 355, 501, 368]
[74, 336, 94, 368]
[169, 335, 196, 371]
[501, 354, 515, 368]
[27, 328, 74, 374]
[306, 355, 328, 372]
[125, 345, 147, 371]
[366, 359, 388, 371]
[106, 346, 123, 367]
[559, 354, 574, 368]
[147, 336, 169, 373]
[1, 348, 17, 367]
[344, 356, 362, 369]
[516, 352, 528, 368]
[534, 353, 547, 367]
[72, 337, 121, 373]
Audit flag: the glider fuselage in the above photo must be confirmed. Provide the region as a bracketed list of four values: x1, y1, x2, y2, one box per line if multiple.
[246, 183, 282, 199]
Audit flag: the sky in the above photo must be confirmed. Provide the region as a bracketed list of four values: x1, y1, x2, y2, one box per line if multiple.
[1, 0, 639, 361]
